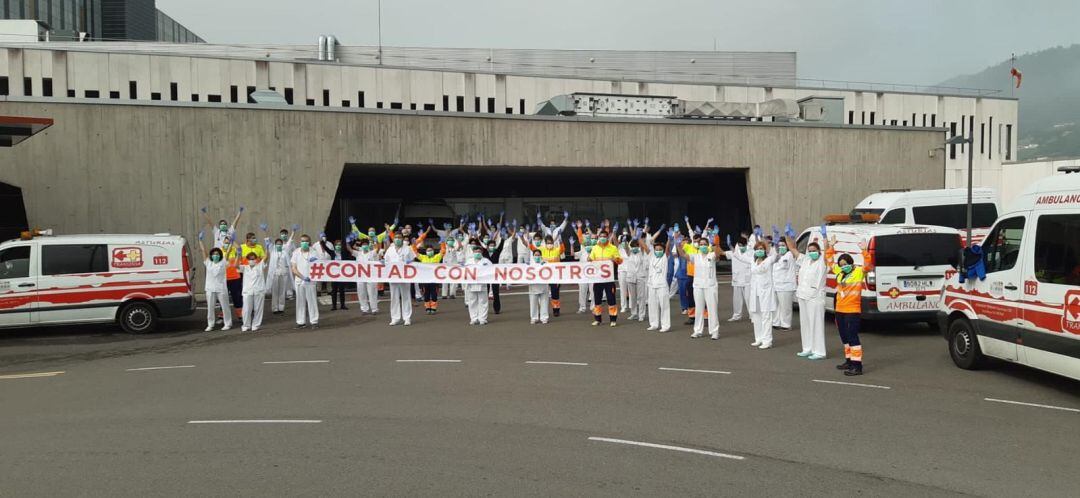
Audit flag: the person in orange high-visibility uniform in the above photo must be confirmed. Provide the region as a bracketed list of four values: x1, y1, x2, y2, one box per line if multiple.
[588, 230, 623, 327]
[825, 235, 871, 376]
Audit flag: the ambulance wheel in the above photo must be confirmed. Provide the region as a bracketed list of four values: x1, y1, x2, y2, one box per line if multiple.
[948, 318, 984, 370]
[119, 301, 158, 334]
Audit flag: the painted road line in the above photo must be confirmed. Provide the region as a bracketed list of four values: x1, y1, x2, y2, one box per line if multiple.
[0, 371, 65, 380]
[812, 379, 891, 390]
[659, 367, 731, 375]
[984, 398, 1079, 413]
[588, 437, 745, 461]
[525, 361, 589, 366]
[395, 359, 462, 363]
[262, 360, 331, 365]
[126, 365, 196, 372]
[188, 420, 323, 424]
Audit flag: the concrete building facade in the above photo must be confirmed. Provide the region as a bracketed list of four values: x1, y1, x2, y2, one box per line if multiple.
[0, 42, 1015, 191]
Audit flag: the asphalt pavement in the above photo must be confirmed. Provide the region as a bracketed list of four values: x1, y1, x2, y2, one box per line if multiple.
[1, 285, 1077, 497]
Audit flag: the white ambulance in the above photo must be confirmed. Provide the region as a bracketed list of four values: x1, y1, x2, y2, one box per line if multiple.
[796, 223, 963, 325]
[852, 188, 1000, 245]
[0, 231, 196, 334]
[938, 170, 1080, 381]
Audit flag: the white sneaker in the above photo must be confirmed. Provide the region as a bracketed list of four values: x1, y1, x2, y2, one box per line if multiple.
[710, 334, 719, 340]
[204, 326, 214, 332]
[480, 320, 488, 325]
[241, 326, 249, 332]
[541, 320, 548, 324]
[751, 341, 761, 346]
[389, 320, 401, 326]
[470, 320, 478, 325]
[403, 321, 411, 326]
[646, 326, 658, 331]
[628, 314, 637, 320]
[638, 316, 645, 322]
[530, 319, 538, 324]
[728, 316, 740, 322]
[690, 332, 705, 338]
[758, 343, 772, 349]
[659, 328, 670, 333]
[222, 326, 232, 331]
[252, 327, 259, 332]
[577, 308, 586, 313]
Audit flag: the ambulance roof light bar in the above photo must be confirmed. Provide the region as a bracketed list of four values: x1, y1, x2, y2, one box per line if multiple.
[19, 228, 54, 240]
[1058, 165, 1080, 174]
[822, 213, 880, 224]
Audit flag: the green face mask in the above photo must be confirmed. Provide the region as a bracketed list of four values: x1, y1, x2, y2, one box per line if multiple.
[778, 247, 788, 255]
[654, 250, 664, 257]
[808, 251, 820, 260]
[368, 232, 377, 238]
[361, 245, 370, 252]
[275, 245, 283, 252]
[448, 240, 455, 247]
[598, 238, 608, 245]
[841, 264, 853, 274]
[585, 245, 594, 252]
[426, 251, 434, 257]
[699, 244, 709, 252]
[335, 245, 342, 252]
[739, 246, 747, 253]
[219, 224, 227, 232]
[473, 253, 483, 261]
[300, 241, 310, 250]
[394, 240, 403, 247]
[211, 254, 221, 262]
[754, 249, 766, 258]
[534, 256, 543, 263]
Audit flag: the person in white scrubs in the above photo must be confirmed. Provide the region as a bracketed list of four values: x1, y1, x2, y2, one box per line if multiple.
[464, 246, 493, 325]
[726, 235, 751, 321]
[239, 252, 267, 332]
[347, 239, 381, 315]
[732, 241, 778, 349]
[290, 234, 321, 329]
[265, 237, 292, 314]
[644, 239, 672, 332]
[679, 235, 719, 340]
[199, 238, 232, 332]
[383, 235, 416, 326]
[527, 249, 551, 324]
[786, 235, 829, 359]
[771, 242, 798, 329]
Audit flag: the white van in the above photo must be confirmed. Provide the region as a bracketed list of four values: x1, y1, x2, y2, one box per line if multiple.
[796, 223, 963, 324]
[938, 172, 1080, 381]
[851, 188, 1000, 245]
[0, 232, 196, 333]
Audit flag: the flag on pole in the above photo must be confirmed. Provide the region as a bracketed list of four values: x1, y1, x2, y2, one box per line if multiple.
[1010, 53, 1022, 88]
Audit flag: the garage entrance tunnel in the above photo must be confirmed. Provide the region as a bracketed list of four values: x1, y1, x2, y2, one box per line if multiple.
[325, 165, 750, 243]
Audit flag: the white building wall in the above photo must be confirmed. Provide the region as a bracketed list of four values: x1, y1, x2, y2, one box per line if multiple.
[1001, 158, 1080, 207]
[0, 46, 1019, 191]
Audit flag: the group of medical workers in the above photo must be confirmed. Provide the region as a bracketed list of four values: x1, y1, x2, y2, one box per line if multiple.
[195, 208, 868, 376]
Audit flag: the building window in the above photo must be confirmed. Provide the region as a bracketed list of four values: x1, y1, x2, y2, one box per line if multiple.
[230, 85, 238, 103]
[358, 91, 365, 108]
[1005, 124, 1013, 160]
[67, 89, 75, 97]
[84, 90, 99, 98]
[922, 114, 927, 127]
[207, 95, 221, 103]
[129, 81, 137, 99]
[980, 123, 985, 154]
[151, 92, 161, 101]
[520, 98, 526, 115]
[869, 111, 876, 125]
[930, 114, 936, 127]
[890, 119, 898, 126]
[169, 83, 178, 101]
[322, 89, 330, 107]
[442, 95, 449, 111]
[390, 102, 402, 109]
[860, 111, 865, 124]
[848, 110, 854, 124]
[457, 96, 465, 112]
[409, 103, 416, 110]
[247, 86, 256, 104]
[949, 122, 957, 159]
[23, 77, 31, 96]
[0, 76, 8, 96]
[342, 100, 350, 107]
[42, 77, 52, 97]
[109, 91, 119, 99]
[505, 107, 513, 114]
[306, 99, 315, 106]
[284, 88, 294, 105]
[969, 116, 975, 153]
[902, 120, 907, 126]
[191, 94, 199, 102]
[487, 98, 496, 113]
[423, 103, 435, 111]
[377, 102, 383, 109]
[988, 117, 993, 159]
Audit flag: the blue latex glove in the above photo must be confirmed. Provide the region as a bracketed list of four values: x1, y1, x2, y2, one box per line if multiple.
[308, 256, 318, 263]
[726, 234, 732, 248]
[239, 206, 245, 213]
[319, 231, 326, 240]
[291, 223, 300, 232]
[706, 217, 715, 225]
[585, 220, 591, 228]
[563, 211, 569, 219]
[200, 206, 207, 214]
[754, 226, 763, 237]
[443, 223, 452, 230]
[644, 217, 650, 226]
[303, 276, 311, 283]
[428, 218, 435, 226]
[197, 230, 205, 241]
[393, 217, 399, 225]
[657, 223, 666, 233]
[673, 223, 679, 233]
[785, 221, 796, 238]
[348, 216, 357, 225]
[820, 223, 827, 238]
[259, 223, 269, 232]
[511, 218, 518, 227]
[772, 225, 780, 241]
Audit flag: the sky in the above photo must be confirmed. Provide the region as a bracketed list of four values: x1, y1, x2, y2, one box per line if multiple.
[158, 0, 1080, 87]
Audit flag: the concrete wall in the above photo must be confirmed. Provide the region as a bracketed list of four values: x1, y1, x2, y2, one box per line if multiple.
[0, 45, 1015, 191]
[0, 99, 944, 247]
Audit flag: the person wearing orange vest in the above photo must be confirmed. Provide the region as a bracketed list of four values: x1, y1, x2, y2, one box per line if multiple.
[223, 234, 244, 319]
[588, 230, 623, 327]
[416, 236, 446, 315]
[826, 234, 870, 376]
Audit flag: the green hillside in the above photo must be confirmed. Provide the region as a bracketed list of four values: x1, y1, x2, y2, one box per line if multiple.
[940, 45, 1080, 160]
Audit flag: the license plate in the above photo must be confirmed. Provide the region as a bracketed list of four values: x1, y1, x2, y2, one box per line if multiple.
[901, 279, 935, 290]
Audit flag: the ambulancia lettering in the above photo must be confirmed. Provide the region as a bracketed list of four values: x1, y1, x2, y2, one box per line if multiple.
[1035, 193, 1080, 205]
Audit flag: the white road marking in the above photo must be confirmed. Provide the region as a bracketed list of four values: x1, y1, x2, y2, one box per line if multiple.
[0, 371, 65, 380]
[588, 437, 745, 461]
[262, 360, 331, 365]
[126, 365, 196, 372]
[395, 359, 462, 363]
[659, 367, 731, 375]
[188, 419, 322, 424]
[525, 361, 589, 366]
[812, 379, 891, 390]
[984, 398, 1079, 413]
